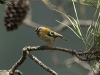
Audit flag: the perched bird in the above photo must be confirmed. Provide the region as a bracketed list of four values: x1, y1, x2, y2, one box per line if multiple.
[35, 26, 67, 46]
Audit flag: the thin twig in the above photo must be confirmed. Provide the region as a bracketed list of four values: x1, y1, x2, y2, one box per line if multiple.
[14, 70, 23, 75]
[26, 51, 58, 75]
[9, 46, 58, 75]
[24, 46, 97, 61]
[9, 50, 27, 75]
[23, 0, 93, 32]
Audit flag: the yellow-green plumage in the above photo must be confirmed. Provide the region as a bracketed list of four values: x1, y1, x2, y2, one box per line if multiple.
[35, 26, 67, 45]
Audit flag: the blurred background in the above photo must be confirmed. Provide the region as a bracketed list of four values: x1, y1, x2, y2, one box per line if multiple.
[0, 0, 95, 75]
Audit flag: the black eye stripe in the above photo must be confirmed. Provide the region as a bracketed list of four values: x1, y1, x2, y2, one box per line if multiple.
[35, 28, 38, 31]
[36, 27, 41, 31]
[38, 28, 41, 32]
[35, 27, 42, 34]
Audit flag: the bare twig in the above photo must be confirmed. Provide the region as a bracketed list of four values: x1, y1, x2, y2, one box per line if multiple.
[24, 46, 97, 61]
[8, 46, 58, 75]
[51, 52, 100, 75]
[23, 0, 92, 32]
[9, 50, 27, 75]
[51, 52, 91, 69]
[1, 45, 98, 75]
[0, 70, 9, 75]
[80, 4, 86, 19]
[14, 70, 23, 75]
[26, 51, 58, 75]
[0, 70, 23, 75]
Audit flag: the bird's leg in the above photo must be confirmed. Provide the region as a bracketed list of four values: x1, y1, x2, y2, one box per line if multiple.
[46, 43, 50, 46]
[46, 42, 54, 48]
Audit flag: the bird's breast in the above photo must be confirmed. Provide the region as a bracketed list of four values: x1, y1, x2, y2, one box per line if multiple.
[39, 34, 55, 43]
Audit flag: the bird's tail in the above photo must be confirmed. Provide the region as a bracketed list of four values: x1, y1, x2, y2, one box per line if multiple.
[58, 34, 67, 41]
[62, 37, 68, 41]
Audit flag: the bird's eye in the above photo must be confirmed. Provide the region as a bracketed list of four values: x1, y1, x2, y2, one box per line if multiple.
[39, 28, 41, 31]
[35, 28, 38, 32]
[35, 27, 41, 34]
[35, 27, 41, 32]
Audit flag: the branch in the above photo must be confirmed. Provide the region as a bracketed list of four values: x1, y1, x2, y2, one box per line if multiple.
[24, 45, 97, 61]
[9, 50, 27, 75]
[14, 70, 23, 75]
[0, 45, 97, 75]
[23, 0, 92, 32]
[0, 70, 9, 75]
[26, 50, 58, 75]
[8, 46, 58, 75]
[23, 5, 92, 31]
[0, 70, 23, 75]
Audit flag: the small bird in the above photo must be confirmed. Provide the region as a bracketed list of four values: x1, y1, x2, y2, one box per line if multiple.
[35, 26, 67, 46]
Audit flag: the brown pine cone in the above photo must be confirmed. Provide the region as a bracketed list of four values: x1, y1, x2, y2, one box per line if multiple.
[4, 0, 29, 31]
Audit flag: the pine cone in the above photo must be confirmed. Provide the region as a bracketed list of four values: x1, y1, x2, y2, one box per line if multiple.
[4, 0, 29, 31]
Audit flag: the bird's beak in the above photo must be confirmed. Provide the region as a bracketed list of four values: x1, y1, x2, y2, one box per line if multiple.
[35, 28, 37, 34]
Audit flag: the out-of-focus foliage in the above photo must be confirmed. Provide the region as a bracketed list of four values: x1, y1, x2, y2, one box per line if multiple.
[63, 0, 98, 6]
[0, 0, 11, 5]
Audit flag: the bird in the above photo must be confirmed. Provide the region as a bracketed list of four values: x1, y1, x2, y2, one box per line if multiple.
[35, 26, 67, 46]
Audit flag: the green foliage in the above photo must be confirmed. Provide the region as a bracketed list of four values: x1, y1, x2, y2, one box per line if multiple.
[57, 1, 100, 74]
[0, 0, 11, 6]
[72, 0, 98, 6]
[40, 0, 100, 73]
[54, 0, 87, 46]
[55, 0, 100, 72]
[55, 0, 100, 50]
